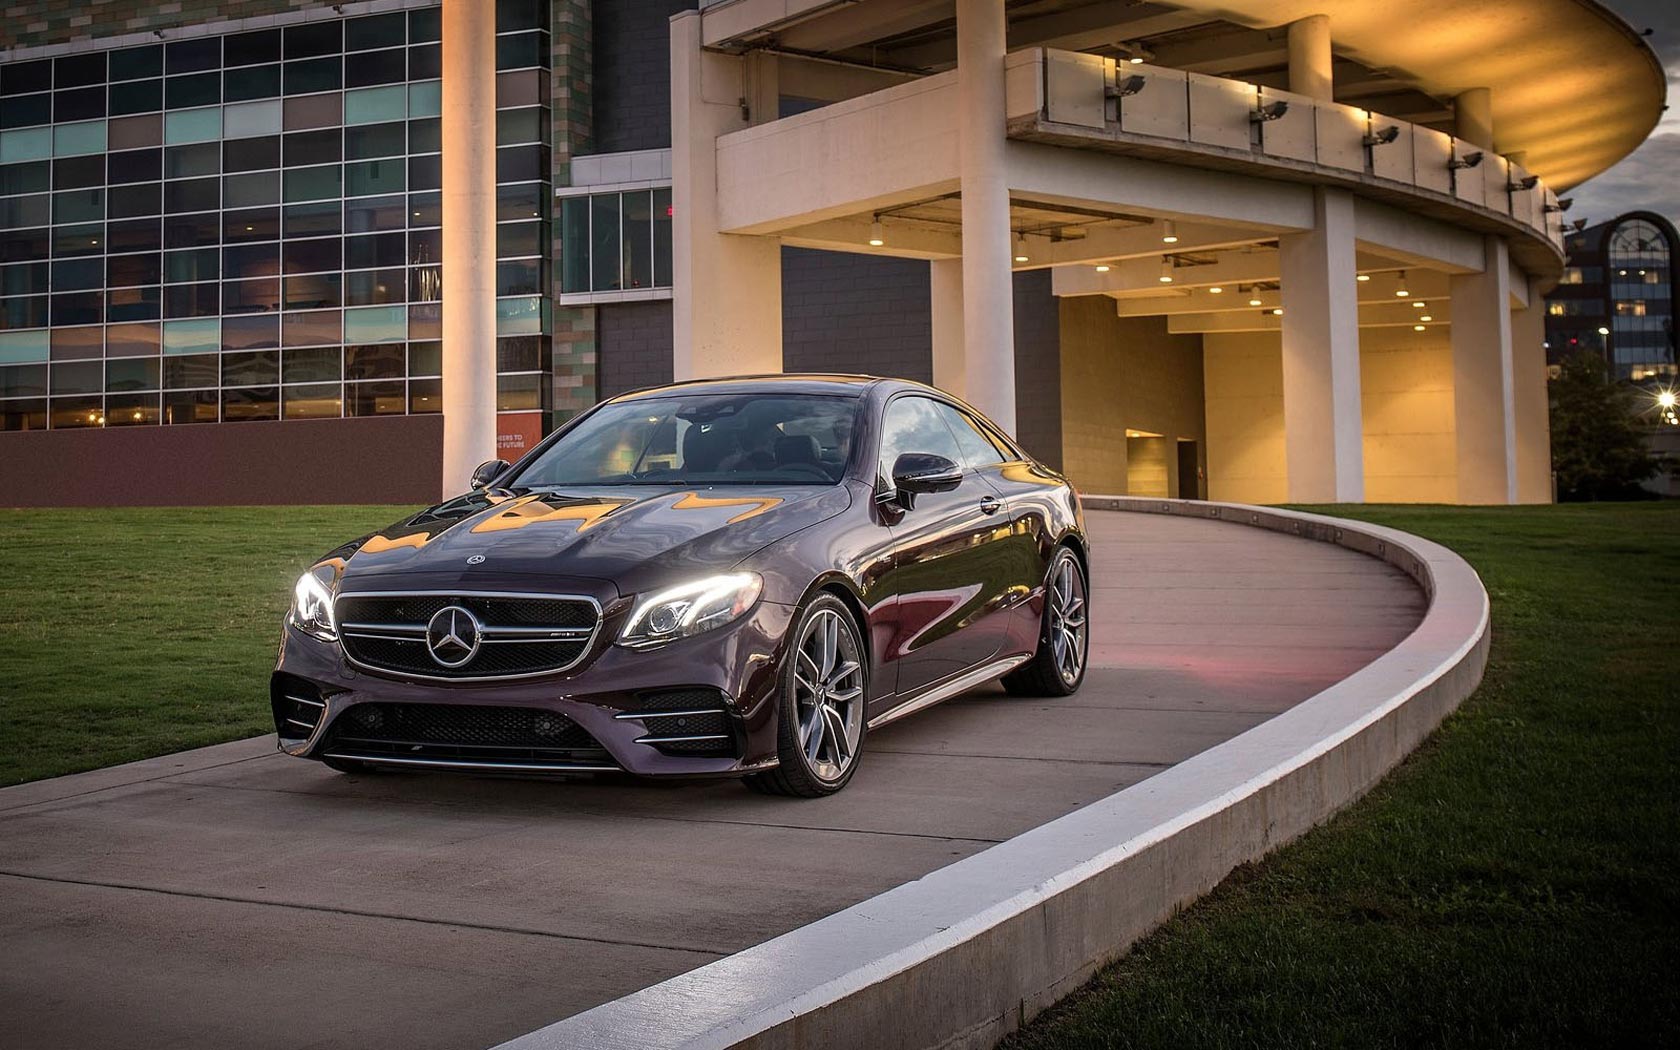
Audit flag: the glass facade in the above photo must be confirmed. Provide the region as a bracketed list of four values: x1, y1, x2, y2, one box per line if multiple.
[558, 187, 673, 296]
[0, 1, 553, 431]
[1605, 219, 1674, 381]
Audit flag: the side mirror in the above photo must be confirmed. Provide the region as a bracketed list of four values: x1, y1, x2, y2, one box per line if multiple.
[887, 452, 962, 509]
[470, 459, 511, 490]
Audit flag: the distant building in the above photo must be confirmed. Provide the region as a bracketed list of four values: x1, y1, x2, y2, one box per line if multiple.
[1546, 212, 1678, 382]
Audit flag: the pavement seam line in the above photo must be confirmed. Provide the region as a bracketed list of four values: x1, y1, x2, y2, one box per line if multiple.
[0, 752, 275, 816]
[0, 869, 729, 958]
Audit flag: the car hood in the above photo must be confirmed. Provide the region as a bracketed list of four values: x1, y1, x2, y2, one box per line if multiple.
[339, 484, 851, 596]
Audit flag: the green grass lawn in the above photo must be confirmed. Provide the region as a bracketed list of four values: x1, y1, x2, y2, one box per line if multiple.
[0, 505, 414, 786]
[1003, 502, 1679, 1050]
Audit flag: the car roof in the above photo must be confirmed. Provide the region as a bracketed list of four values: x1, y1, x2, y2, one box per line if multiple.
[607, 374, 929, 401]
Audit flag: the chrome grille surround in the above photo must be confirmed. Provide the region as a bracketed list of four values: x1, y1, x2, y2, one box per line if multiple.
[333, 590, 604, 682]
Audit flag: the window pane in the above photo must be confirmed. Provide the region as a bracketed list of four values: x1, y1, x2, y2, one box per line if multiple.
[224, 65, 281, 103]
[163, 352, 218, 387]
[0, 229, 50, 264]
[285, 21, 342, 60]
[283, 382, 341, 419]
[52, 188, 103, 224]
[348, 379, 407, 416]
[222, 276, 281, 313]
[105, 321, 160, 356]
[222, 386, 279, 422]
[0, 363, 46, 396]
[107, 392, 162, 425]
[408, 227, 440, 265]
[496, 32, 546, 71]
[623, 190, 652, 289]
[224, 99, 283, 139]
[162, 281, 217, 318]
[222, 313, 278, 351]
[110, 45, 164, 83]
[590, 194, 618, 290]
[409, 44, 441, 81]
[653, 187, 672, 286]
[49, 395, 105, 429]
[283, 236, 340, 274]
[53, 153, 105, 190]
[165, 38, 220, 76]
[284, 346, 341, 383]
[222, 349, 279, 386]
[407, 190, 440, 227]
[345, 84, 407, 125]
[345, 341, 404, 379]
[0, 127, 52, 164]
[346, 121, 404, 160]
[496, 69, 541, 108]
[0, 159, 50, 194]
[164, 246, 218, 283]
[0, 329, 51, 363]
[497, 335, 544, 373]
[53, 223, 105, 258]
[1, 193, 49, 229]
[408, 302, 441, 339]
[346, 157, 403, 196]
[51, 359, 103, 393]
[283, 308, 341, 346]
[164, 107, 221, 145]
[408, 341, 441, 376]
[345, 267, 405, 305]
[344, 304, 405, 343]
[52, 292, 104, 325]
[496, 296, 543, 335]
[283, 128, 340, 166]
[407, 153, 440, 191]
[163, 211, 218, 247]
[224, 242, 280, 281]
[55, 53, 107, 89]
[223, 170, 280, 209]
[408, 116, 439, 152]
[0, 296, 47, 328]
[345, 48, 407, 90]
[496, 143, 545, 183]
[224, 206, 279, 243]
[56, 86, 107, 122]
[496, 373, 542, 411]
[284, 164, 341, 202]
[345, 231, 404, 269]
[225, 30, 281, 69]
[284, 200, 341, 238]
[106, 356, 160, 391]
[1, 261, 49, 296]
[52, 257, 103, 290]
[499, 219, 542, 260]
[162, 316, 220, 354]
[163, 388, 218, 423]
[110, 114, 162, 151]
[163, 176, 218, 213]
[223, 134, 280, 172]
[560, 195, 588, 293]
[409, 264, 441, 301]
[283, 93, 342, 131]
[108, 79, 163, 117]
[408, 376, 439, 413]
[347, 194, 405, 233]
[165, 73, 220, 110]
[496, 107, 541, 146]
[497, 183, 544, 222]
[408, 81, 441, 118]
[1, 94, 52, 129]
[108, 182, 161, 219]
[54, 120, 107, 157]
[107, 252, 162, 287]
[165, 142, 219, 179]
[496, 258, 541, 296]
[283, 272, 341, 309]
[284, 57, 341, 95]
[347, 13, 406, 52]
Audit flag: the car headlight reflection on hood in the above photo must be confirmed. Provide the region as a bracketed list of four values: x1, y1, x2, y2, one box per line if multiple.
[288, 564, 339, 642]
[618, 572, 763, 650]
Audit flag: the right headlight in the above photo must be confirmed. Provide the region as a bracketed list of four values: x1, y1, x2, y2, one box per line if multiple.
[288, 564, 339, 642]
[617, 572, 763, 650]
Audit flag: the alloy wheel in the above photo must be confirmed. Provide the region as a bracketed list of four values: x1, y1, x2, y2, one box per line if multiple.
[1048, 554, 1088, 686]
[791, 608, 864, 782]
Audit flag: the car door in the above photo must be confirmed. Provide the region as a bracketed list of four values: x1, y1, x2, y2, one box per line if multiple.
[873, 394, 1017, 699]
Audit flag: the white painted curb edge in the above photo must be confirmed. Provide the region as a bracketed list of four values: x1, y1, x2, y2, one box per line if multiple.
[495, 498, 1490, 1050]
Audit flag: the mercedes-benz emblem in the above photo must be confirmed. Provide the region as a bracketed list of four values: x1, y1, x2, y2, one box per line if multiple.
[466, 554, 486, 565]
[425, 605, 483, 668]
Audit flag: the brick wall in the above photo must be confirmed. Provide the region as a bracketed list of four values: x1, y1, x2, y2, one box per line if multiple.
[597, 300, 675, 397]
[590, 0, 694, 154]
[782, 248, 932, 381]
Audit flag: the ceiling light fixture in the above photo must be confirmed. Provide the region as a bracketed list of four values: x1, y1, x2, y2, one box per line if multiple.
[1161, 219, 1178, 244]
[1158, 258, 1174, 283]
[1414, 324, 1426, 331]
[1395, 270, 1410, 297]
[868, 217, 884, 247]
[1356, 273, 1371, 282]
[1208, 286, 1223, 294]
[1013, 232, 1029, 263]
[1095, 263, 1110, 273]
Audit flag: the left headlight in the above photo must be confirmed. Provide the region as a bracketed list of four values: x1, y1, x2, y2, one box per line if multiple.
[617, 572, 763, 650]
[288, 565, 339, 642]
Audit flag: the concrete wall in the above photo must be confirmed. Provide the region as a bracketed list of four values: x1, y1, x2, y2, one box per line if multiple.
[1059, 299, 1207, 496]
[1361, 327, 1458, 502]
[597, 301, 676, 397]
[0, 415, 442, 508]
[1204, 332, 1288, 504]
[590, 0, 695, 153]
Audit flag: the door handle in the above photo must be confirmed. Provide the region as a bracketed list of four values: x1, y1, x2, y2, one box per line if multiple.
[978, 494, 1002, 515]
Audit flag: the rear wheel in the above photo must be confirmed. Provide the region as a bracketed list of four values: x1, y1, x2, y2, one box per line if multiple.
[745, 594, 867, 797]
[1002, 545, 1089, 697]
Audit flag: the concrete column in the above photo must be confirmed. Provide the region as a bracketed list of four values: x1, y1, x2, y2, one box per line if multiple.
[1511, 276, 1553, 502]
[956, 0, 1017, 432]
[670, 11, 783, 380]
[439, 0, 498, 495]
[1278, 186, 1364, 502]
[1286, 15, 1333, 101]
[1455, 87, 1493, 150]
[930, 258, 966, 398]
[1450, 235, 1518, 504]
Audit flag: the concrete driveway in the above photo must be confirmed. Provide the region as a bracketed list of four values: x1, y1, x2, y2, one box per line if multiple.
[0, 510, 1423, 1050]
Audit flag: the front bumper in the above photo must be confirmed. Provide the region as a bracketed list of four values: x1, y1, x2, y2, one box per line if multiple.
[271, 599, 796, 778]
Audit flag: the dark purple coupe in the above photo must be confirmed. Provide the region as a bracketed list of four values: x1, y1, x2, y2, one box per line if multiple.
[273, 375, 1089, 796]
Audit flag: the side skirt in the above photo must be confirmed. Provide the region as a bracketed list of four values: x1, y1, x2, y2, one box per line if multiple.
[865, 654, 1031, 731]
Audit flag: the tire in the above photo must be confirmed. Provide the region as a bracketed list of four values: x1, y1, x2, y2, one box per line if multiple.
[744, 593, 868, 797]
[1002, 545, 1089, 697]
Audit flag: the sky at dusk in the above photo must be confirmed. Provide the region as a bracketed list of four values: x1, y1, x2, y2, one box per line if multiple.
[1568, 0, 1679, 229]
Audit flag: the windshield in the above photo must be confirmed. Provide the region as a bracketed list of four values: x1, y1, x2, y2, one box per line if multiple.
[509, 393, 861, 487]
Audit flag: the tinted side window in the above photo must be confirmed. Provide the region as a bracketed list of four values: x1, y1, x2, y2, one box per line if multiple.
[878, 395, 962, 480]
[933, 402, 1006, 469]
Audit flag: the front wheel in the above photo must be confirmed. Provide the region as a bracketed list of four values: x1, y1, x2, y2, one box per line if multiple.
[1002, 545, 1089, 697]
[745, 594, 868, 797]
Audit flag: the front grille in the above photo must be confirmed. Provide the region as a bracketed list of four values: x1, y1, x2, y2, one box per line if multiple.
[323, 702, 615, 768]
[335, 592, 600, 679]
[271, 673, 327, 740]
[617, 687, 738, 758]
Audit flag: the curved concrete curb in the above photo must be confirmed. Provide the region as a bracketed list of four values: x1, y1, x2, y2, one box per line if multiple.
[496, 498, 1489, 1050]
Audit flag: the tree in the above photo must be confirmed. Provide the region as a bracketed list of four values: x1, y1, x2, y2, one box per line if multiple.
[1548, 350, 1654, 501]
